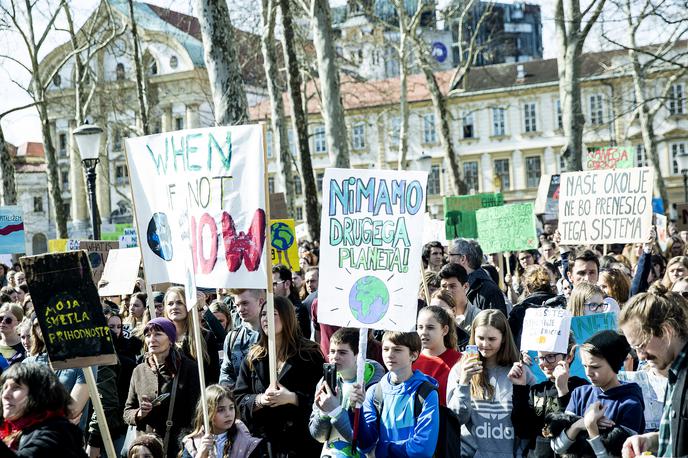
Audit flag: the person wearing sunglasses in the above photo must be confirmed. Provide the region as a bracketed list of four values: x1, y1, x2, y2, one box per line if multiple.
[509, 334, 589, 457]
[0, 303, 26, 370]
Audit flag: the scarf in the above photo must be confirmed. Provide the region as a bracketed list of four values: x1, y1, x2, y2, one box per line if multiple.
[0, 409, 65, 450]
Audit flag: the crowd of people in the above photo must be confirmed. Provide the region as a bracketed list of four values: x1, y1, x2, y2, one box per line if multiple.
[0, 225, 686, 458]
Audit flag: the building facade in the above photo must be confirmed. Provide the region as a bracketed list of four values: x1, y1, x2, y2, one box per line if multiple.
[40, 0, 266, 237]
[253, 48, 688, 224]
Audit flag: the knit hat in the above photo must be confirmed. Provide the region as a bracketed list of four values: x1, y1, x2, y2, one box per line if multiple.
[145, 317, 177, 344]
[584, 330, 630, 373]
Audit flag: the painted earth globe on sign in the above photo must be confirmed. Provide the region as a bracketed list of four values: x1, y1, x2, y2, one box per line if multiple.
[271, 222, 295, 251]
[349, 276, 390, 324]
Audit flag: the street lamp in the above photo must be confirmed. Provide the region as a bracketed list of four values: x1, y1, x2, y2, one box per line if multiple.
[73, 123, 104, 240]
[414, 153, 433, 174]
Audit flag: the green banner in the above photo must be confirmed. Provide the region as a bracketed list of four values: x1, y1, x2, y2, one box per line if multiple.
[476, 202, 537, 254]
[444, 193, 503, 239]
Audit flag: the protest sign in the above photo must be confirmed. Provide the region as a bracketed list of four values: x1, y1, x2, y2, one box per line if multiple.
[618, 371, 667, 431]
[270, 219, 298, 270]
[677, 203, 688, 232]
[422, 213, 446, 244]
[98, 248, 141, 297]
[444, 193, 503, 239]
[534, 174, 560, 222]
[125, 125, 268, 289]
[584, 146, 635, 170]
[475, 203, 538, 254]
[520, 308, 571, 353]
[48, 239, 80, 253]
[318, 168, 428, 331]
[529, 312, 618, 383]
[0, 206, 25, 254]
[655, 213, 668, 252]
[269, 193, 289, 219]
[558, 167, 653, 244]
[79, 241, 119, 284]
[20, 251, 117, 369]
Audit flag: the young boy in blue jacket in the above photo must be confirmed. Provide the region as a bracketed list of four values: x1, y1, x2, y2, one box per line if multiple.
[356, 331, 440, 458]
[552, 330, 645, 456]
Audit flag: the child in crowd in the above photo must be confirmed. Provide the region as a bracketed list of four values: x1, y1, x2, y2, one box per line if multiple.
[447, 309, 526, 457]
[552, 330, 645, 456]
[567, 282, 620, 317]
[309, 327, 384, 457]
[181, 384, 263, 458]
[509, 334, 589, 457]
[413, 305, 461, 405]
[357, 331, 440, 457]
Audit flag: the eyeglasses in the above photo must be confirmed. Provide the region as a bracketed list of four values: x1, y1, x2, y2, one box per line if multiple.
[537, 354, 565, 364]
[448, 252, 462, 257]
[272, 280, 286, 288]
[585, 302, 606, 312]
[629, 334, 651, 353]
[0, 316, 14, 325]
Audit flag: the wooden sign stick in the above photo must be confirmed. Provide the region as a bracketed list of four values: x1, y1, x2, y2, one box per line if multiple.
[84, 367, 117, 458]
[191, 305, 211, 433]
[262, 123, 278, 387]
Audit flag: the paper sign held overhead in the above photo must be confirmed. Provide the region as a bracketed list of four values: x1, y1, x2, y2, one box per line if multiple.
[20, 251, 117, 369]
[558, 167, 653, 244]
[318, 168, 428, 332]
[520, 308, 572, 353]
[475, 203, 538, 254]
[125, 125, 268, 289]
[79, 241, 120, 284]
[270, 219, 299, 270]
[0, 206, 25, 254]
[98, 248, 141, 297]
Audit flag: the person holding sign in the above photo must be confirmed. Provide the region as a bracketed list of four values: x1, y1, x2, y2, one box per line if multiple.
[123, 318, 201, 458]
[309, 328, 384, 458]
[0, 363, 87, 457]
[234, 296, 324, 457]
[508, 265, 559, 349]
[552, 331, 645, 457]
[510, 334, 589, 458]
[447, 310, 525, 457]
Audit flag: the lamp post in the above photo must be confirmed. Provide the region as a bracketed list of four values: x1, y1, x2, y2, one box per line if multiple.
[678, 148, 688, 203]
[73, 123, 104, 240]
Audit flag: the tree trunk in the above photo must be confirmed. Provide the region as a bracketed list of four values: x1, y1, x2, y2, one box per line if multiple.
[311, 0, 350, 168]
[195, 0, 248, 126]
[281, 0, 320, 241]
[0, 125, 17, 206]
[397, 13, 410, 170]
[37, 96, 68, 237]
[261, 0, 295, 217]
[420, 65, 467, 195]
[554, 0, 606, 172]
[127, 0, 150, 134]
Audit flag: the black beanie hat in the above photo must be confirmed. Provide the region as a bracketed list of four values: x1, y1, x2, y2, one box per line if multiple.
[584, 330, 630, 373]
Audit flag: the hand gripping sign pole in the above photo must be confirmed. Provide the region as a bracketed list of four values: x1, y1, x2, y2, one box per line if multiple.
[262, 124, 278, 387]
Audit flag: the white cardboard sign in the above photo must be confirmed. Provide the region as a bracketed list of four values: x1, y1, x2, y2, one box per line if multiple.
[520, 307, 572, 353]
[558, 167, 653, 244]
[318, 168, 428, 331]
[125, 125, 268, 289]
[98, 248, 141, 297]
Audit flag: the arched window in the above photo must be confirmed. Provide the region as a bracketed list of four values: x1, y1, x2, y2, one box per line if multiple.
[116, 62, 125, 81]
[32, 233, 48, 255]
[169, 55, 178, 69]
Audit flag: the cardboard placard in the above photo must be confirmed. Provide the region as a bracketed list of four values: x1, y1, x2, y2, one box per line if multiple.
[270, 219, 299, 270]
[48, 239, 80, 253]
[79, 241, 120, 284]
[534, 174, 560, 222]
[318, 168, 428, 331]
[655, 213, 668, 252]
[20, 251, 117, 369]
[559, 167, 653, 244]
[676, 203, 688, 232]
[0, 206, 25, 254]
[584, 146, 635, 170]
[444, 193, 503, 239]
[475, 203, 538, 254]
[269, 193, 289, 219]
[520, 307, 572, 353]
[98, 248, 142, 297]
[125, 125, 268, 289]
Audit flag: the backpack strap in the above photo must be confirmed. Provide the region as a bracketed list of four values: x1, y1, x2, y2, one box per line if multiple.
[414, 381, 438, 418]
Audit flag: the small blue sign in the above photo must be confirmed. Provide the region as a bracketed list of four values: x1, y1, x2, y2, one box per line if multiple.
[431, 42, 448, 63]
[0, 206, 25, 254]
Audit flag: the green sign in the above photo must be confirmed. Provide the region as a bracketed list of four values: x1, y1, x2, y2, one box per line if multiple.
[475, 202, 537, 254]
[444, 193, 503, 239]
[101, 224, 132, 241]
[584, 146, 635, 170]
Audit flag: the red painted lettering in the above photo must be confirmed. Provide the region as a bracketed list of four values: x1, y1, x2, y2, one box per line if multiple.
[197, 213, 218, 274]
